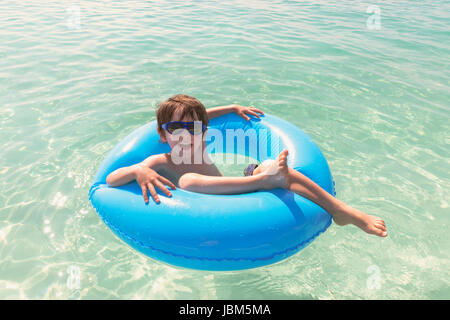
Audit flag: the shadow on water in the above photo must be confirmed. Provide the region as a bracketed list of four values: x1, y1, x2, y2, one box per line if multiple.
[266, 188, 307, 224]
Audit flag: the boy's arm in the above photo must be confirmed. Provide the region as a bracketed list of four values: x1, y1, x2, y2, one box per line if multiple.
[105, 163, 141, 187]
[207, 104, 264, 121]
[106, 154, 176, 204]
[206, 105, 237, 120]
[105, 155, 161, 187]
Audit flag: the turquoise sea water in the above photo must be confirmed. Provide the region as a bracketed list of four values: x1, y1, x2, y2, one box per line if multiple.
[1, 0, 449, 299]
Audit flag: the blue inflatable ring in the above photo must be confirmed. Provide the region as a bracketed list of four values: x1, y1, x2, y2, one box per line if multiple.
[89, 113, 335, 271]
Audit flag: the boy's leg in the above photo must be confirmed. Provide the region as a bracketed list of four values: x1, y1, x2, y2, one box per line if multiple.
[286, 167, 346, 215]
[250, 152, 344, 214]
[285, 168, 387, 237]
[253, 150, 387, 237]
[178, 172, 266, 195]
[178, 150, 291, 194]
[178, 158, 289, 195]
[180, 149, 387, 237]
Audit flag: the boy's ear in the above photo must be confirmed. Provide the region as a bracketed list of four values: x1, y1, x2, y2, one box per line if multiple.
[157, 127, 167, 143]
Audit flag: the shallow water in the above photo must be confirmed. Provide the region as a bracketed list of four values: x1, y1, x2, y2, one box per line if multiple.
[0, 0, 449, 299]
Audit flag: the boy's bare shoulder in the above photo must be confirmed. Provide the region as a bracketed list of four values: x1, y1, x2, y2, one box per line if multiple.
[141, 153, 170, 170]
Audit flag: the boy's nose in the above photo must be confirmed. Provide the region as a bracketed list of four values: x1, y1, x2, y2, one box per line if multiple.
[177, 130, 192, 144]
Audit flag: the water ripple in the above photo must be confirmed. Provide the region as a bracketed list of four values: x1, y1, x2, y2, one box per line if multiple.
[0, 0, 448, 299]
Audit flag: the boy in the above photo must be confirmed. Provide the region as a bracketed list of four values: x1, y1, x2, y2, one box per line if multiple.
[106, 94, 387, 237]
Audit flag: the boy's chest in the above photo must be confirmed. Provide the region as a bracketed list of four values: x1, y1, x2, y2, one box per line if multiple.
[177, 162, 221, 176]
[161, 162, 222, 184]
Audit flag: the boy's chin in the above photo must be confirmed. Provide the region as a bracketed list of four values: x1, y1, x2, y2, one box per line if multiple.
[175, 144, 203, 154]
[170, 145, 207, 164]
[178, 144, 193, 150]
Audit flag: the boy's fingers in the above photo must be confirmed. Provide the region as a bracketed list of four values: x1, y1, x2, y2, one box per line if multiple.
[154, 180, 172, 197]
[252, 107, 264, 114]
[140, 185, 149, 203]
[147, 183, 160, 203]
[240, 113, 250, 121]
[159, 176, 176, 190]
[246, 110, 260, 118]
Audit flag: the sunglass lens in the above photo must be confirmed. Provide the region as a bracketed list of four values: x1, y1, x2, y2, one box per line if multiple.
[167, 122, 184, 133]
[187, 122, 196, 134]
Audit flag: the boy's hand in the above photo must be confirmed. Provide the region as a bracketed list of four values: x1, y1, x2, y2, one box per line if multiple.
[232, 105, 264, 121]
[134, 164, 176, 204]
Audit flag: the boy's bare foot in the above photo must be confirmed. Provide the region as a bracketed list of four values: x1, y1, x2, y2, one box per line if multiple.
[332, 204, 388, 237]
[257, 149, 290, 190]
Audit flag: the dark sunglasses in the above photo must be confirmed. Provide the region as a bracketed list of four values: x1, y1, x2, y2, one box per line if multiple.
[161, 121, 207, 135]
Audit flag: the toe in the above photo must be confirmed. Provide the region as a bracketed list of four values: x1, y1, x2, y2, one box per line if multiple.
[375, 221, 386, 229]
[373, 224, 388, 237]
[376, 222, 386, 231]
[279, 150, 288, 158]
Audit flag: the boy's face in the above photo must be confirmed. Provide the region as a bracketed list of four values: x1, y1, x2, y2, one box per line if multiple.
[158, 109, 206, 157]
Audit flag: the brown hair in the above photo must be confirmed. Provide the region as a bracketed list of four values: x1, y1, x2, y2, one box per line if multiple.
[156, 94, 209, 131]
